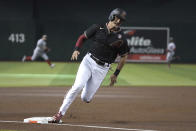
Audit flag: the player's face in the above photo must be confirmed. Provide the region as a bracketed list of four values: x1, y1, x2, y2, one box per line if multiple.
[43, 36, 47, 41]
[109, 16, 124, 30]
[108, 17, 124, 31]
[113, 17, 123, 27]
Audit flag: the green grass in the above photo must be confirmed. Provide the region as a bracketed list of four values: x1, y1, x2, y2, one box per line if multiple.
[0, 62, 196, 87]
[0, 130, 21, 131]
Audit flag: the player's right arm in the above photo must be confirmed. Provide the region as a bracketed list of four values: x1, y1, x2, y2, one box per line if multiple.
[71, 34, 86, 60]
[71, 24, 99, 60]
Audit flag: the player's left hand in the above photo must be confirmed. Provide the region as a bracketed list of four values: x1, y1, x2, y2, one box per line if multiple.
[109, 74, 117, 87]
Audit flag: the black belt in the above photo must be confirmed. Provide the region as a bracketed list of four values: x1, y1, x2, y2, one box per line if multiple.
[89, 54, 110, 67]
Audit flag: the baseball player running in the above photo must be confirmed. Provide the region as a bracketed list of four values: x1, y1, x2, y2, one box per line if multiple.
[50, 8, 129, 123]
[166, 37, 176, 68]
[22, 35, 55, 68]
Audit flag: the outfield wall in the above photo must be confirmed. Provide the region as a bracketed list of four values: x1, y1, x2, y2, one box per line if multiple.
[0, 0, 196, 63]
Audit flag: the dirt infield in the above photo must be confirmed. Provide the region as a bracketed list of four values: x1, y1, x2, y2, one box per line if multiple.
[0, 86, 196, 131]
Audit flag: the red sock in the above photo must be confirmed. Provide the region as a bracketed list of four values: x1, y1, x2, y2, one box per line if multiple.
[26, 56, 32, 61]
[46, 60, 51, 66]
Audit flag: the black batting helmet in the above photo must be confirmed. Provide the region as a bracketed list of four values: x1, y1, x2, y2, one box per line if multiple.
[108, 8, 126, 21]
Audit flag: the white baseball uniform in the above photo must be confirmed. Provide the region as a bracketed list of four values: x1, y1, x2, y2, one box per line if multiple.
[166, 42, 176, 62]
[59, 53, 110, 115]
[31, 39, 49, 61]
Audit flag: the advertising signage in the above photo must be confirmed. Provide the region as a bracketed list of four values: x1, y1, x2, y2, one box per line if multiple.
[122, 27, 169, 62]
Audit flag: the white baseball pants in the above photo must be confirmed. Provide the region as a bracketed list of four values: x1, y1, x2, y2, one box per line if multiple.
[31, 48, 49, 61]
[166, 51, 175, 62]
[59, 53, 110, 115]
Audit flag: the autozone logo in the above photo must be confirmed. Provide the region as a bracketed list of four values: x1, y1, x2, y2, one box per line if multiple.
[127, 36, 151, 47]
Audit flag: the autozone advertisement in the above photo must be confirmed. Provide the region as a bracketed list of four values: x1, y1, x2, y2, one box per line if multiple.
[122, 27, 169, 62]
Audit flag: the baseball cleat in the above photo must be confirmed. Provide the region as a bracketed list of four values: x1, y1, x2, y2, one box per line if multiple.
[49, 112, 63, 123]
[22, 55, 26, 62]
[50, 64, 55, 68]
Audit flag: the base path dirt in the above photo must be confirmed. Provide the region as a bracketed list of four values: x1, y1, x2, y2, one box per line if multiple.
[0, 86, 196, 131]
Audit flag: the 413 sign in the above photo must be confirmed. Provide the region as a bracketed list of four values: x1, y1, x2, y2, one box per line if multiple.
[8, 33, 25, 44]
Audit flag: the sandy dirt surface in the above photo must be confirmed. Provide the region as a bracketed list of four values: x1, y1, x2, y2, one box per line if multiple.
[0, 86, 196, 131]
